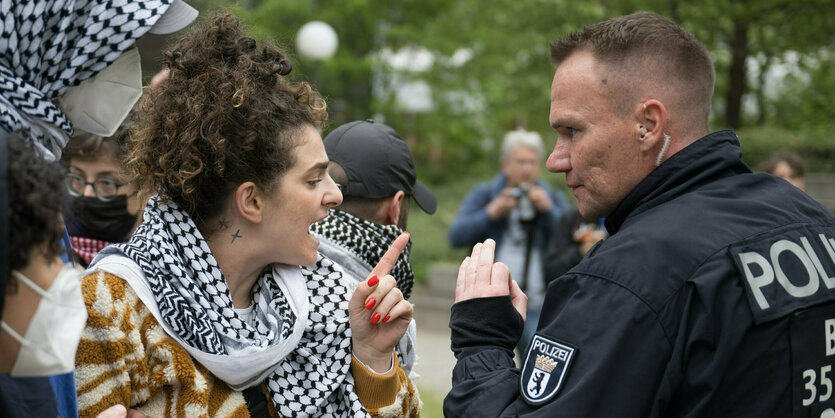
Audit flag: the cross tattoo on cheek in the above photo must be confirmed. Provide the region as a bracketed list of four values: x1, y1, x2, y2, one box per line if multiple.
[231, 229, 242, 244]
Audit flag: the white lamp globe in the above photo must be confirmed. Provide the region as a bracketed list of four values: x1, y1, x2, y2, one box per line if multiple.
[295, 21, 338, 61]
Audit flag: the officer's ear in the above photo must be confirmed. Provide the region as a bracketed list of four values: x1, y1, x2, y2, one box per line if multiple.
[636, 100, 667, 152]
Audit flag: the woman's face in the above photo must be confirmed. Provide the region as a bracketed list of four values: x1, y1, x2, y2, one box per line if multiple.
[772, 160, 806, 191]
[69, 152, 141, 216]
[261, 125, 342, 266]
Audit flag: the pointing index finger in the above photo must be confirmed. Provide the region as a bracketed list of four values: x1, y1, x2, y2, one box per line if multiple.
[370, 232, 410, 279]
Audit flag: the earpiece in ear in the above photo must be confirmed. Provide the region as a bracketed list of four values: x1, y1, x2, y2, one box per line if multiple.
[640, 126, 647, 137]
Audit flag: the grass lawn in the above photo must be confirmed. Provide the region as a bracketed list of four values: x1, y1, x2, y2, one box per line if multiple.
[418, 386, 445, 417]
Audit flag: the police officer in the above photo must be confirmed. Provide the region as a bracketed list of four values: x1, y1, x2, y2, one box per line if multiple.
[445, 11, 835, 417]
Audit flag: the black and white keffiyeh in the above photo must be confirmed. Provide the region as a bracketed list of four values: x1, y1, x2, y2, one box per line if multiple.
[0, 0, 172, 160]
[310, 208, 414, 299]
[97, 196, 371, 416]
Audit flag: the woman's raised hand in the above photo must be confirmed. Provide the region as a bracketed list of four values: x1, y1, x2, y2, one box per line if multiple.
[349, 232, 413, 373]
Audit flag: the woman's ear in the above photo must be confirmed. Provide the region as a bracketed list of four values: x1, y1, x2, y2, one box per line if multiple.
[235, 181, 263, 224]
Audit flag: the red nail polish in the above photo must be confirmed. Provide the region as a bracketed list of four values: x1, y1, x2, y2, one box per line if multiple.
[383, 314, 391, 323]
[370, 312, 381, 324]
[367, 275, 379, 287]
[364, 298, 376, 310]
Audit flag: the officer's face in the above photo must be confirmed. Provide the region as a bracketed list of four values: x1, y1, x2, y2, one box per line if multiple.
[546, 51, 647, 220]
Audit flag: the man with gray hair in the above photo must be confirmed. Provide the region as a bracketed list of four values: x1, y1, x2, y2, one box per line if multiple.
[446, 11, 835, 416]
[449, 128, 569, 354]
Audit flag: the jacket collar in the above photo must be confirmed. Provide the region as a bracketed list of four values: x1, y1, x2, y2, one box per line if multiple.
[604, 130, 749, 235]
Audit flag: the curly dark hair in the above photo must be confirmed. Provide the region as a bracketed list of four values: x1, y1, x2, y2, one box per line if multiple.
[7, 132, 65, 278]
[127, 13, 327, 231]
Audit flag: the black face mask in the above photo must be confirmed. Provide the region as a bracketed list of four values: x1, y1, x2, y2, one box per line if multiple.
[69, 195, 137, 242]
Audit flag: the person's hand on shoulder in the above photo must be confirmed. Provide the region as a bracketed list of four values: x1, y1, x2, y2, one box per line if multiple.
[349, 233, 413, 373]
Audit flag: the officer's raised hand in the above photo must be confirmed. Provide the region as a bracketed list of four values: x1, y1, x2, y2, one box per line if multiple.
[455, 239, 528, 321]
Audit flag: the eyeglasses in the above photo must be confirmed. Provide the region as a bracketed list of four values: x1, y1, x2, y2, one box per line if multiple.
[64, 173, 129, 202]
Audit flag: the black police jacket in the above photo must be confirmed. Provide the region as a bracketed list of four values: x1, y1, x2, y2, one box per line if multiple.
[446, 130, 835, 417]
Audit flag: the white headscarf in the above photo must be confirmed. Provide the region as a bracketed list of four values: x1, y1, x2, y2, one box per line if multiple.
[0, 0, 174, 160]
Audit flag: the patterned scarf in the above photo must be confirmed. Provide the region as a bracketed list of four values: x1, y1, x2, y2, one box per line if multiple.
[69, 235, 112, 265]
[310, 209, 414, 299]
[0, 0, 172, 160]
[104, 196, 369, 416]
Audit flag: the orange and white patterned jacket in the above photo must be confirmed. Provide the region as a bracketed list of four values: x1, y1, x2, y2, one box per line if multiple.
[75, 271, 421, 417]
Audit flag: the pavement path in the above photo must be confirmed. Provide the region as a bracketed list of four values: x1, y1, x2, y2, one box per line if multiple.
[409, 277, 457, 416]
[409, 272, 526, 416]
[411, 284, 456, 398]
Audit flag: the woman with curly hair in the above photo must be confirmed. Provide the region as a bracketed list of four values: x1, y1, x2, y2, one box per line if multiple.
[74, 14, 419, 418]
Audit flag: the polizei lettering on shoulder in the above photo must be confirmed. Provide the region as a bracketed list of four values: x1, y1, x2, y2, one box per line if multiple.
[532, 338, 571, 361]
[730, 226, 835, 324]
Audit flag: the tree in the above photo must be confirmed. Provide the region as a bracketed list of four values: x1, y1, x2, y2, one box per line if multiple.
[171, 0, 833, 182]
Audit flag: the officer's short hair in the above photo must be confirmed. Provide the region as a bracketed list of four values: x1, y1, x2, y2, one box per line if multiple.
[550, 11, 714, 130]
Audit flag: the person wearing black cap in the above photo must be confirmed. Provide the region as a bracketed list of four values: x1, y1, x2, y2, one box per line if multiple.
[310, 119, 437, 380]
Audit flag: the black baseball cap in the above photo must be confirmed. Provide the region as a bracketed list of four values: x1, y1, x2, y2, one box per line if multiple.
[324, 120, 437, 214]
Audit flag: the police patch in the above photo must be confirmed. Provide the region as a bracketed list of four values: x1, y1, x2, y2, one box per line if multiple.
[520, 335, 576, 405]
[729, 225, 835, 324]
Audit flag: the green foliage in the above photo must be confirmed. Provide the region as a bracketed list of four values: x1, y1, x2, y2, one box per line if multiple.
[737, 125, 835, 173]
[407, 176, 482, 283]
[177, 0, 832, 186]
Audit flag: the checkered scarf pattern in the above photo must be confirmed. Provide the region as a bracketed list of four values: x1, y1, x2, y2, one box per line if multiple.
[309, 209, 414, 299]
[0, 0, 171, 160]
[113, 196, 369, 416]
[69, 235, 112, 264]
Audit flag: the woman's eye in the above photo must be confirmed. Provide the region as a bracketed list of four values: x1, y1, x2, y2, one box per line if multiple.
[308, 178, 323, 187]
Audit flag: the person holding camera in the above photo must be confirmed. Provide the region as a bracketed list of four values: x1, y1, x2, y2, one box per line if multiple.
[449, 128, 569, 353]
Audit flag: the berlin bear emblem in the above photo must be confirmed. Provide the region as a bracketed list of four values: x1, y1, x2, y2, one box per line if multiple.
[520, 335, 576, 405]
[526, 356, 555, 397]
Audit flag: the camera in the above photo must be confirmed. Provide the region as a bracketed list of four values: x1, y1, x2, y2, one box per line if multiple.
[511, 184, 535, 222]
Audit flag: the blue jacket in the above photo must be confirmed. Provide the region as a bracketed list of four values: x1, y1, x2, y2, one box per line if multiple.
[445, 130, 835, 417]
[0, 375, 58, 417]
[448, 173, 569, 256]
